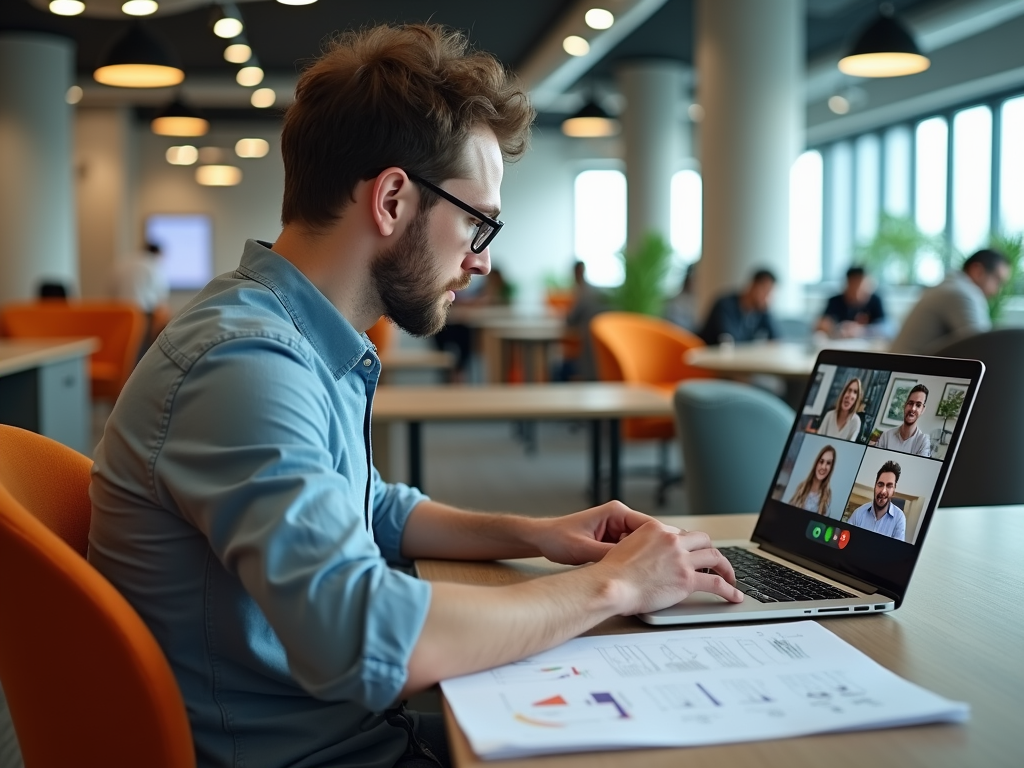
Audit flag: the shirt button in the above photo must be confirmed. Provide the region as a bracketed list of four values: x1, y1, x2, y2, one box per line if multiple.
[363, 358, 372, 367]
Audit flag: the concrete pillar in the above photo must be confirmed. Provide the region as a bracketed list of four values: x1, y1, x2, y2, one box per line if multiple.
[695, 0, 803, 317]
[616, 60, 689, 254]
[0, 33, 77, 303]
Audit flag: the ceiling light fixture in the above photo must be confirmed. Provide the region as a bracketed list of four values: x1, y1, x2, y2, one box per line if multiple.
[585, 9, 614, 30]
[122, 0, 159, 16]
[276, 0, 318, 5]
[49, 0, 84, 15]
[166, 145, 199, 165]
[211, 3, 244, 39]
[250, 87, 276, 108]
[196, 165, 242, 186]
[828, 95, 851, 114]
[94, 23, 184, 88]
[151, 97, 209, 137]
[562, 35, 590, 57]
[236, 65, 264, 87]
[235, 138, 269, 158]
[838, 5, 930, 78]
[65, 85, 83, 105]
[224, 42, 251, 64]
[562, 99, 619, 138]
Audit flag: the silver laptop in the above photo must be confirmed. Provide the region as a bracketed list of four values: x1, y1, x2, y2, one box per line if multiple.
[641, 349, 984, 626]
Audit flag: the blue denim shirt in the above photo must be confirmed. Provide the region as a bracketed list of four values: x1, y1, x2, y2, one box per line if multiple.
[89, 240, 431, 768]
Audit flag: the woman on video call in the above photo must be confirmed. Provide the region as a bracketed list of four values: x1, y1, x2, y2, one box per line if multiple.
[787, 445, 837, 517]
[817, 377, 863, 441]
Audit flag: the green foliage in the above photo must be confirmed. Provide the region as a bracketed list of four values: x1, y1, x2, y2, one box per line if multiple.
[612, 232, 672, 316]
[855, 214, 947, 285]
[936, 388, 965, 420]
[986, 231, 1023, 321]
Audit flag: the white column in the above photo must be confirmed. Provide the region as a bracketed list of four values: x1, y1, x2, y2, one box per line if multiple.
[0, 33, 77, 303]
[616, 60, 689, 254]
[695, 0, 803, 317]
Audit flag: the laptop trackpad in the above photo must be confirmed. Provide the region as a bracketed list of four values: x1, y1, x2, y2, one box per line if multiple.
[677, 592, 733, 606]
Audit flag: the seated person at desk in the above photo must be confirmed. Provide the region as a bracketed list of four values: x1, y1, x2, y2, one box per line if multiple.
[699, 268, 778, 345]
[88, 25, 741, 768]
[847, 461, 906, 541]
[874, 384, 931, 457]
[816, 266, 886, 338]
[815, 377, 863, 441]
[890, 248, 1011, 353]
[561, 260, 608, 380]
[786, 445, 836, 517]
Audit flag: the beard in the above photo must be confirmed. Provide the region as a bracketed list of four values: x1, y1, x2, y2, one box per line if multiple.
[370, 209, 472, 337]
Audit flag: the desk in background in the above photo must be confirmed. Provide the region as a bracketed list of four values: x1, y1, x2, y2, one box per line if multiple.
[0, 338, 97, 454]
[371, 382, 672, 505]
[418, 506, 1022, 768]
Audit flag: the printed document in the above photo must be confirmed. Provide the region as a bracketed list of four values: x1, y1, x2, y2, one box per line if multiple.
[440, 621, 968, 759]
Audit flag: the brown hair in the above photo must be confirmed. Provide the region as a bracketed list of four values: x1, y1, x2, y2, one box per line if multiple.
[789, 445, 836, 517]
[280, 23, 535, 230]
[834, 377, 864, 419]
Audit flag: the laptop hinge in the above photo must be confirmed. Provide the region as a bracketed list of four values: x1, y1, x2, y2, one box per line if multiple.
[756, 542, 880, 595]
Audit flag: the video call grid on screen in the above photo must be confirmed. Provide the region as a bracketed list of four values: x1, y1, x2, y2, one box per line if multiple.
[770, 363, 971, 546]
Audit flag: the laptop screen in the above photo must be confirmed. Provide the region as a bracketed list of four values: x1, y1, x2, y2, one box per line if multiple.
[752, 350, 984, 602]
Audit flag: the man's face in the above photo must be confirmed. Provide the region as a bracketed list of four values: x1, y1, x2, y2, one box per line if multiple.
[874, 472, 897, 509]
[749, 279, 775, 312]
[903, 391, 926, 427]
[370, 126, 502, 336]
[844, 274, 866, 302]
[981, 263, 1012, 298]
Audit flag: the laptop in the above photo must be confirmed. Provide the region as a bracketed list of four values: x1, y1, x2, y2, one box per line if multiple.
[641, 348, 984, 626]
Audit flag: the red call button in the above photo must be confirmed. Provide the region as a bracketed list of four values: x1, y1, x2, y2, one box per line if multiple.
[837, 529, 851, 549]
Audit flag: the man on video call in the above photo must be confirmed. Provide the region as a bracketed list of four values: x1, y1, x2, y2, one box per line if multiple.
[87, 23, 741, 768]
[875, 384, 931, 457]
[847, 461, 907, 541]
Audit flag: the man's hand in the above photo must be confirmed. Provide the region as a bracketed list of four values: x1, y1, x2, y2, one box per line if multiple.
[527, 501, 654, 565]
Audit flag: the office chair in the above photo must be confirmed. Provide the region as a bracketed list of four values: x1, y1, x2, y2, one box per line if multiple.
[590, 312, 713, 505]
[673, 379, 795, 514]
[933, 328, 1024, 507]
[0, 301, 145, 401]
[0, 425, 195, 768]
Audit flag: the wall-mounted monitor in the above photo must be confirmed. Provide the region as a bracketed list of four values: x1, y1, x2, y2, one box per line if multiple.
[144, 214, 213, 290]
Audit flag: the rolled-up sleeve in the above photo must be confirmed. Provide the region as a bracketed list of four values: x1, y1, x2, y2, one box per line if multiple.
[153, 333, 430, 711]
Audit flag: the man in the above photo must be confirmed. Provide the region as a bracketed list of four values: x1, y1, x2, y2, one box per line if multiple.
[890, 248, 1011, 353]
[563, 260, 608, 380]
[816, 266, 887, 338]
[88, 24, 740, 768]
[875, 384, 931, 457]
[699, 268, 777, 346]
[847, 461, 906, 541]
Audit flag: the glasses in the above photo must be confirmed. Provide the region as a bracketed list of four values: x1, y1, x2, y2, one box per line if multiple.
[407, 173, 503, 254]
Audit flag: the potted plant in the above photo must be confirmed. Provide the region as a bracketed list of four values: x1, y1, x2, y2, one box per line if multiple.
[612, 232, 673, 316]
[985, 231, 1023, 321]
[856, 213, 947, 285]
[935, 386, 965, 446]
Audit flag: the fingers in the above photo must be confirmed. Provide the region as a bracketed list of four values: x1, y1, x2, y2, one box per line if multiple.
[691, 571, 744, 603]
[685, 546, 737, 584]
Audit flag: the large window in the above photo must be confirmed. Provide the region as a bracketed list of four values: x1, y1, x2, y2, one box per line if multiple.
[855, 134, 881, 244]
[670, 169, 702, 263]
[791, 150, 823, 284]
[1001, 96, 1024, 234]
[573, 170, 626, 287]
[914, 116, 948, 238]
[883, 126, 912, 217]
[951, 105, 992, 255]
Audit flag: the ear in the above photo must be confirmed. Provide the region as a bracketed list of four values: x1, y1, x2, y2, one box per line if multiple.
[370, 168, 417, 238]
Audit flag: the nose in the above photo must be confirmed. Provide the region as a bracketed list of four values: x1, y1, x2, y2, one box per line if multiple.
[463, 247, 491, 276]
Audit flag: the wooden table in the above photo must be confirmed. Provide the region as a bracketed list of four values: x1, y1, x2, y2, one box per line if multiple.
[0, 338, 98, 454]
[686, 339, 889, 379]
[372, 382, 672, 505]
[418, 506, 1023, 768]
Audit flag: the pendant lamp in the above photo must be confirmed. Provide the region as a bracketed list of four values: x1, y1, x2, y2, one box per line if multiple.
[562, 99, 620, 138]
[838, 10, 929, 78]
[94, 23, 184, 88]
[151, 97, 209, 137]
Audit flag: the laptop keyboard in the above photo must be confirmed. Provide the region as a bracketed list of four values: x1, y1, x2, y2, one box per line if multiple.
[719, 547, 855, 603]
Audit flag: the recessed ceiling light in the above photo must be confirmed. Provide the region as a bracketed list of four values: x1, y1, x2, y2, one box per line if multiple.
[236, 66, 264, 87]
[563, 36, 590, 57]
[251, 88, 276, 108]
[166, 145, 198, 165]
[585, 9, 614, 30]
[196, 165, 242, 186]
[687, 103, 704, 122]
[828, 95, 851, 114]
[122, 1, 159, 16]
[213, 18, 244, 39]
[235, 138, 269, 158]
[224, 43, 251, 64]
[49, 1, 84, 16]
[66, 85, 83, 105]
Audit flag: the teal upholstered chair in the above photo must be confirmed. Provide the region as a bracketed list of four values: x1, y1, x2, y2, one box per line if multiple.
[673, 380, 795, 515]
[932, 329, 1024, 507]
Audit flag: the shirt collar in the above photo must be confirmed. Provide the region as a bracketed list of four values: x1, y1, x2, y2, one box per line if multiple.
[236, 239, 372, 379]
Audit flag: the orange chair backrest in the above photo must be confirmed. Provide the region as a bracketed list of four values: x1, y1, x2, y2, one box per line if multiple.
[366, 316, 396, 355]
[0, 301, 145, 399]
[590, 312, 711, 386]
[0, 425, 195, 768]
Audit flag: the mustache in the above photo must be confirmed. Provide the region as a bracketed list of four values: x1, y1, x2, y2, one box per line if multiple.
[447, 272, 473, 293]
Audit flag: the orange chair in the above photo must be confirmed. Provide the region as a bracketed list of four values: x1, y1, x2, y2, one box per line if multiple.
[365, 316, 396, 356]
[0, 301, 145, 401]
[0, 425, 195, 768]
[590, 312, 713, 504]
